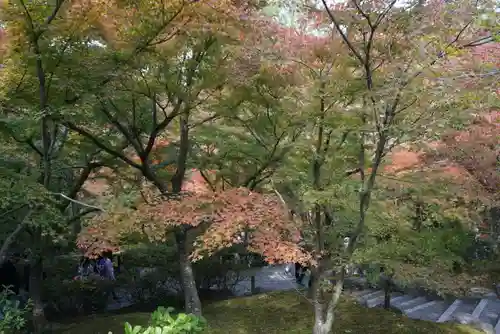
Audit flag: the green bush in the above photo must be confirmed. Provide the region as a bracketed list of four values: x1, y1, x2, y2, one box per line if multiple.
[120, 307, 206, 334]
[0, 287, 32, 334]
[121, 245, 178, 273]
[118, 244, 181, 305]
[43, 277, 112, 316]
[117, 266, 182, 306]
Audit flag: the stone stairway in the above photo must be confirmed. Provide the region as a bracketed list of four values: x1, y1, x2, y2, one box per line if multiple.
[264, 265, 500, 334]
[350, 286, 500, 334]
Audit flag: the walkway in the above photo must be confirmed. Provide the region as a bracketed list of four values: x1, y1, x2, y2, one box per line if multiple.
[350, 276, 500, 334]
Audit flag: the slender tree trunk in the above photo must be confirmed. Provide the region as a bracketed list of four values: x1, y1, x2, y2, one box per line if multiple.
[0, 224, 25, 263]
[383, 276, 391, 309]
[168, 110, 203, 316]
[29, 254, 46, 333]
[175, 229, 202, 316]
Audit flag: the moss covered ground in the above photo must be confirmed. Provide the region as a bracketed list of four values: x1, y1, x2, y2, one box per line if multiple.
[52, 290, 481, 334]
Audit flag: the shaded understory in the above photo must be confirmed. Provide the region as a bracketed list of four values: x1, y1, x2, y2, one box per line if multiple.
[51, 290, 481, 333]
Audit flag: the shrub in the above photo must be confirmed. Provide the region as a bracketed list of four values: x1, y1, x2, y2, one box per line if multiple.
[194, 248, 265, 298]
[117, 266, 182, 306]
[118, 244, 181, 305]
[120, 307, 206, 334]
[0, 286, 32, 334]
[43, 277, 112, 317]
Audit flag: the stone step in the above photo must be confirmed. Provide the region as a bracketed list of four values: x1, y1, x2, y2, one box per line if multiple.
[395, 296, 428, 311]
[354, 289, 382, 301]
[472, 299, 489, 319]
[389, 294, 415, 305]
[453, 312, 495, 334]
[452, 298, 481, 316]
[406, 300, 450, 322]
[437, 299, 463, 323]
[478, 299, 500, 329]
[366, 292, 404, 308]
[494, 316, 500, 334]
[348, 288, 370, 297]
[405, 300, 439, 315]
[359, 290, 385, 304]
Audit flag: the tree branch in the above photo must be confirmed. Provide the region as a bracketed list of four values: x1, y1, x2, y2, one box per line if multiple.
[52, 192, 103, 211]
[62, 120, 142, 170]
[321, 0, 364, 63]
[45, 0, 66, 26]
[0, 208, 33, 262]
[65, 208, 101, 225]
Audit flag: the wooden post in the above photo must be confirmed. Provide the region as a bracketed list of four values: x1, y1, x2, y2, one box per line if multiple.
[251, 275, 256, 294]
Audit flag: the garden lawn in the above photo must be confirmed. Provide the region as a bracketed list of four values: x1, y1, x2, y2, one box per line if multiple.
[52, 291, 481, 334]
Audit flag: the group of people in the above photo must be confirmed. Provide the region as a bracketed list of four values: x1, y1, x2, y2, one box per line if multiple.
[75, 251, 119, 301]
[0, 251, 118, 298]
[75, 251, 117, 281]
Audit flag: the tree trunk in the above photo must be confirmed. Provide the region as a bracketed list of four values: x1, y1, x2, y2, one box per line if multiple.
[175, 229, 202, 316]
[307, 269, 316, 299]
[29, 256, 46, 333]
[383, 277, 391, 309]
[310, 267, 344, 334]
[313, 320, 332, 334]
[0, 208, 32, 263]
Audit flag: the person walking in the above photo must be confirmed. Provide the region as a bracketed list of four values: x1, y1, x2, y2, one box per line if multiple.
[96, 251, 119, 301]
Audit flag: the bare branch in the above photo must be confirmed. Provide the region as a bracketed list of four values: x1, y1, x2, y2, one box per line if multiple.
[321, 0, 364, 64]
[52, 192, 103, 211]
[65, 208, 101, 225]
[0, 208, 33, 262]
[62, 120, 142, 169]
[351, 0, 373, 27]
[46, 0, 66, 26]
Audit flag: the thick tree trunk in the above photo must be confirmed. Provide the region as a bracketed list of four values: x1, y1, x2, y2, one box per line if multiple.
[29, 257, 46, 333]
[313, 320, 332, 334]
[175, 229, 202, 316]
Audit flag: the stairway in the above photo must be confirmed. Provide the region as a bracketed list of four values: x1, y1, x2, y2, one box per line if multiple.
[350, 287, 500, 334]
[270, 265, 500, 334]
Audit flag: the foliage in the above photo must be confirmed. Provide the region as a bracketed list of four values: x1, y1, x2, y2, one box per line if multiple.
[0, 287, 32, 334]
[0, 0, 497, 331]
[86, 187, 308, 265]
[121, 307, 207, 334]
[351, 146, 500, 296]
[43, 276, 113, 317]
[258, 0, 499, 331]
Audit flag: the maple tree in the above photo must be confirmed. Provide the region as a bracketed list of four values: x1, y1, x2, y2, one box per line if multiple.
[102, 187, 309, 264]
[51, 0, 296, 316]
[350, 144, 495, 304]
[256, 0, 500, 332]
[76, 8, 317, 314]
[424, 112, 499, 238]
[0, 1, 127, 329]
